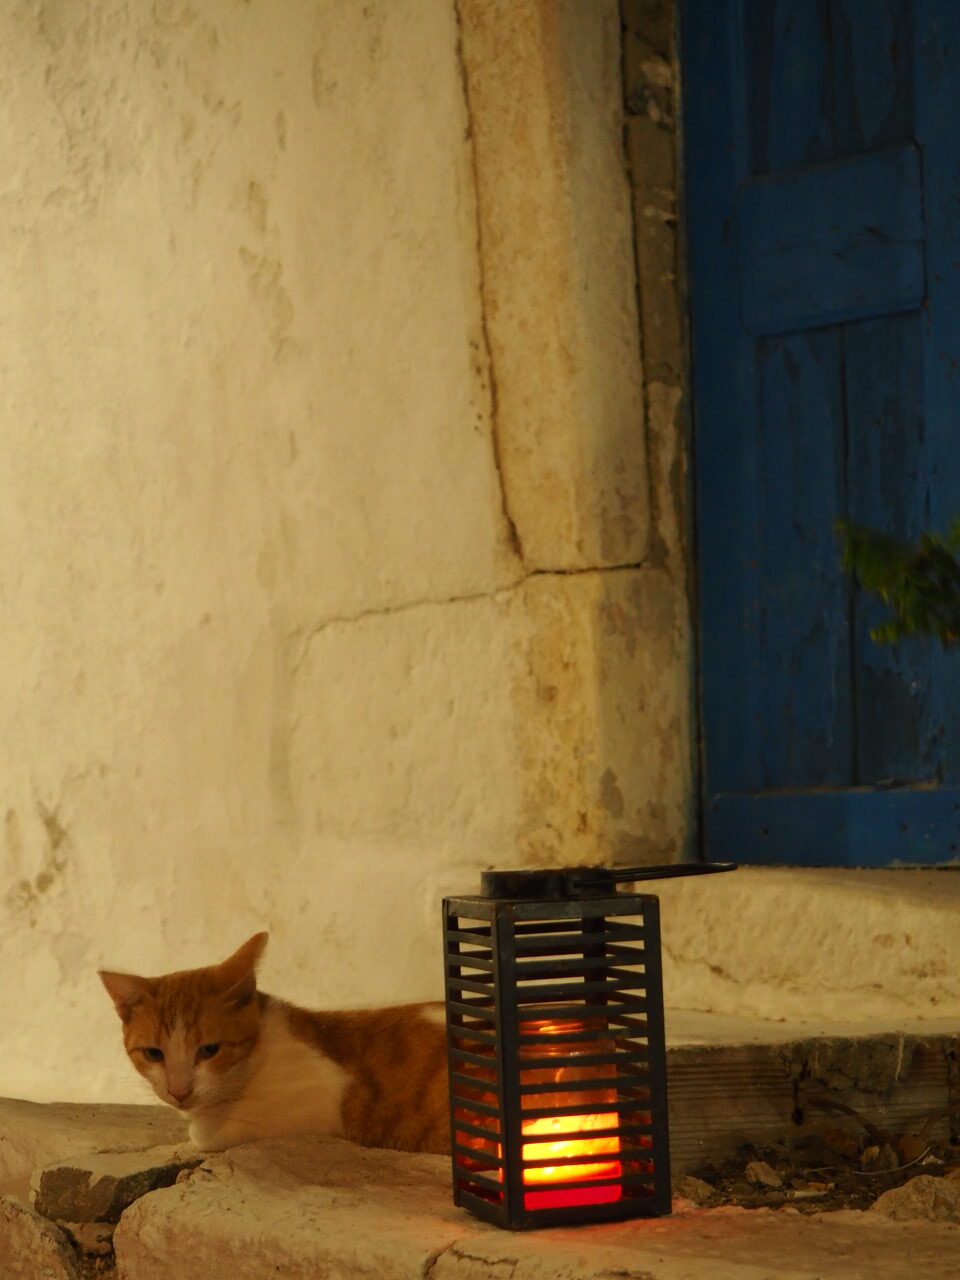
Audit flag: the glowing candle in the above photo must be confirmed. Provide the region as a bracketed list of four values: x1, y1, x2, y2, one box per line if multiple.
[518, 1018, 623, 1210]
[521, 1111, 622, 1209]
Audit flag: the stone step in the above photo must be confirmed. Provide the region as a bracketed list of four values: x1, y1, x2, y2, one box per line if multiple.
[665, 1022, 958, 1172]
[652, 866, 960, 1025]
[1, 1046, 957, 1280]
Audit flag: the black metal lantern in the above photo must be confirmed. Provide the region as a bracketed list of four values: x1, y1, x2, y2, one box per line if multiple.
[442, 862, 735, 1230]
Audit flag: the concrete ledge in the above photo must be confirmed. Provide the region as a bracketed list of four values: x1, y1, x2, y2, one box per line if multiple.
[655, 868, 960, 1024]
[0, 1098, 185, 1201]
[1, 1102, 958, 1278]
[112, 1137, 959, 1280]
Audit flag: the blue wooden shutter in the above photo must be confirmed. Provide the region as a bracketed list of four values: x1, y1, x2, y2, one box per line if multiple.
[682, 0, 960, 865]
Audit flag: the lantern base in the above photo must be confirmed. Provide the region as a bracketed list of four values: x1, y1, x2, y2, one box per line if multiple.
[454, 1184, 669, 1232]
[523, 1184, 621, 1210]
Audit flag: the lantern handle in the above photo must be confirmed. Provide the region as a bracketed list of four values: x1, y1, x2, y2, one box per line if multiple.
[604, 862, 737, 884]
[478, 862, 737, 899]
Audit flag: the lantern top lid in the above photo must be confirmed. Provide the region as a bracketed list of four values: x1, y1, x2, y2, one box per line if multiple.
[479, 862, 736, 900]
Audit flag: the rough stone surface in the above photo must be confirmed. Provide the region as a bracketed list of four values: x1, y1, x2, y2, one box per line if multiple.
[58, 1220, 115, 1257]
[0, 1194, 79, 1280]
[655, 867, 960, 1024]
[32, 1144, 202, 1225]
[0, 1097, 184, 1201]
[110, 1137, 960, 1280]
[458, 0, 650, 570]
[0, 0, 697, 1111]
[113, 1138, 478, 1280]
[870, 1175, 960, 1224]
[745, 1160, 782, 1189]
[672, 1173, 718, 1206]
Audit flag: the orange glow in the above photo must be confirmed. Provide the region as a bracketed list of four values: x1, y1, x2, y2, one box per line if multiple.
[521, 1111, 622, 1209]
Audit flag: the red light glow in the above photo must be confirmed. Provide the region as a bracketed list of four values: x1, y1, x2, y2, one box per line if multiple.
[521, 1111, 622, 1209]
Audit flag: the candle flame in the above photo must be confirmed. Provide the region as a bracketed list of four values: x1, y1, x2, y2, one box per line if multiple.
[521, 1112, 622, 1207]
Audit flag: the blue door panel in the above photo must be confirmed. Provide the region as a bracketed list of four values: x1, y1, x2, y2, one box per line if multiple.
[682, 0, 960, 865]
[756, 328, 849, 789]
[739, 145, 925, 335]
[710, 789, 960, 868]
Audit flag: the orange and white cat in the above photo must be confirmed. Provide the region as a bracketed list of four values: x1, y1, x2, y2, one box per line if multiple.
[99, 933, 451, 1155]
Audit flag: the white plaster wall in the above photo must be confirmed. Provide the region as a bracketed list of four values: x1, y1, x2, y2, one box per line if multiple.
[0, 0, 522, 1104]
[0, 0, 674, 1105]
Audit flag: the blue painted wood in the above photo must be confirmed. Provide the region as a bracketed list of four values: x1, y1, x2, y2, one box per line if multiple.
[739, 145, 924, 336]
[708, 789, 960, 868]
[744, 0, 833, 175]
[683, 0, 764, 795]
[757, 329, 850, 787]
[915, 0, 960, 789]
[831, 0, 913, 155]
[844, 315, 942, 784]
[682, 0, 960, 865]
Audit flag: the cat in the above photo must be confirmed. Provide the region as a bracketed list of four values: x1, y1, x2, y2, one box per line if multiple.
[99, 932, 452, 1155]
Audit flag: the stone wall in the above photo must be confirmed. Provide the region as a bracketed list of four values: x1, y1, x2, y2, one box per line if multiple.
[0, 0, 693, 1103]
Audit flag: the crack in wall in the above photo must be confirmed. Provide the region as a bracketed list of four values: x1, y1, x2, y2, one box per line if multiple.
[444, 1245, 520, 1278]
[288, 560, 650, 673]
[619, 19, 658, 571]
[452, 0, 525, 567]
[421, 1239, 458, 1280]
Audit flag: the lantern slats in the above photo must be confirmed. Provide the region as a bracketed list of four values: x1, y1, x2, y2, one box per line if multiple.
[453, 1117, 501, 1141]
[443, 890, 671, 1229]
[517, 1049, 649, 1070]
[518, 1074, 640, 1096]
[450, 1046, 501, 1069]
[517, 1099, 655, 1121]
[511, 978, 652, 1003]
[519, 993, 655, 1013]
[448, 975, 500, 997]
[451, 1095, 501, 1119]
[451, 1164, 503, 1192]
[514, 953, 638, 976]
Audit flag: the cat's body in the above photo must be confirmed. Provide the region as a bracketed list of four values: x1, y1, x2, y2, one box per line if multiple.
[99, 933, 451, 1154]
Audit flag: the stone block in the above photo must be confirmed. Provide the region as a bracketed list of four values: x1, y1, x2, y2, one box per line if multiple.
[870, 1174, 960, 1223]
[0, 1097, 184, 1201]
[0, 1194, 79, 1280]
[458, 0, 650, 570]
[58, 1220, 115, 1257]
[103, 1134, 960, 1280]
[112, 1138, 474, 1280]
[32, 1144, 202, 1225]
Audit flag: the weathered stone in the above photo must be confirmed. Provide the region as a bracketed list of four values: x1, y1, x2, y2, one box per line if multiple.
[672, 1173, 717, 1206]
[861, 1144, 899, 1173]
[110, 1134, 960, 1280]
[870, 1174, 960, 1223]
[58, 1220, 115, 1257]
[0, 1097, 184, 1201]
[0, 1194, 80, 1279]
[745, 1160, 783, 1189]
[32, 1144, 202, 1225]
[113, 1138, 471, 1280]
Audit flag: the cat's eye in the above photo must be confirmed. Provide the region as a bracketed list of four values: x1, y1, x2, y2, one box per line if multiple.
[196, 1042, 221, 1060]
[141, 1046, 165, 1063]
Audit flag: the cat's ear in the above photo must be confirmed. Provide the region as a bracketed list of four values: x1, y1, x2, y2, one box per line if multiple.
[99, 970, 151, 1023]
[215, 932, 268, 1009]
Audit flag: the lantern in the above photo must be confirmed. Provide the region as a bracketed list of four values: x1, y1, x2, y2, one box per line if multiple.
[442, 862, 735, 1230]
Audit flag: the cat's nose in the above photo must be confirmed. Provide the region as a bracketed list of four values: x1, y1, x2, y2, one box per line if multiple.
[168, 1085, 193, 1106]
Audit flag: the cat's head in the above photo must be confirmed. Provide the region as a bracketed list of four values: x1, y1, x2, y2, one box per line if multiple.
[99, 932, 268, 1112]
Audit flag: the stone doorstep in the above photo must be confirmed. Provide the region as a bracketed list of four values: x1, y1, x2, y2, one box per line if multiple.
[15, 1137, 960, 1280]
[31, 1144, 204, 1224]
[667, 1028, 960, 1171]
[0, 1098, 186, 1203]
[1, 1025, 958, 1279]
